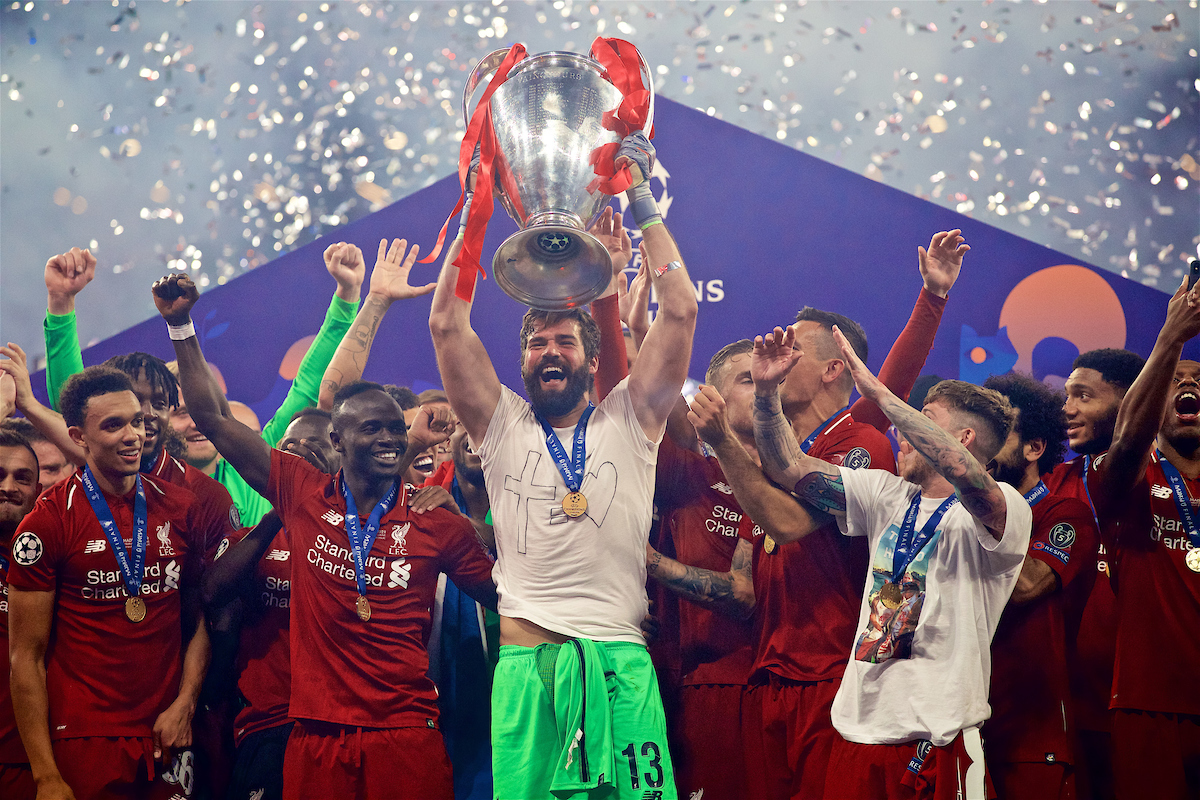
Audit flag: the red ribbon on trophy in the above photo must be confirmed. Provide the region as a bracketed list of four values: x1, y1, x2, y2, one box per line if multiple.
[586, 36, 655, 196]
[420, 43, 527, 302]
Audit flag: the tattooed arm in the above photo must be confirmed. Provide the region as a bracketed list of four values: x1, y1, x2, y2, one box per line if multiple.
[318, 238, 436, 410]
[645, 539, 755, 619]
[748, 326, 849, 524]
[830, 325, 1010, 539]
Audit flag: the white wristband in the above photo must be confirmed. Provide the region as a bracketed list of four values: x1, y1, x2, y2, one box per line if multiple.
[167, 320, 196, 341]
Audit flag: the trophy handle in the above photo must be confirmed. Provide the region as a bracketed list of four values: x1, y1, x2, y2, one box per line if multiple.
[636, 48, 655, 134]
[462, 48, 522, 122]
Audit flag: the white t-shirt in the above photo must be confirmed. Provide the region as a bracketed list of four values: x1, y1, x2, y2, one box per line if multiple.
[832, 467, 1032, 746]
[475, 378, 659, 643]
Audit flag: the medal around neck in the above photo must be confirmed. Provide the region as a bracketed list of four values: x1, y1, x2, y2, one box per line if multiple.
[1186, 548, 1200, 573]
[356, 594, 372, 622]
[125, 596, 147, 623]
[879, 582, 903, 610]
[562, 491, 588, 518]
[339, 477, 400, 625]
[537, 404, 595, 521]
[80, 466, 149, 625]
[763, 534, 777, 555]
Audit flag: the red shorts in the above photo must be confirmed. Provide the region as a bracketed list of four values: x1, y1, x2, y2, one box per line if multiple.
[0, 762, 35, 800]
[52, 737, 176, 800]
[743, 675, 841, 800]
[675, 683, 748, 800]
[282, 720, 453, 800]
[1111, 709, 1200, 800]
[823, 728, 993, 800]
[988, 761, 1074, 800]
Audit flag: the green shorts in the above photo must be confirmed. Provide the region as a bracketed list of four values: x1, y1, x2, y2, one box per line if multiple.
[492, 641, 677, 800]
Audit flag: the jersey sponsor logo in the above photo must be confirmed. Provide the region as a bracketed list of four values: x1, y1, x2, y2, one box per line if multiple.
[1150, 484, 1173, 499]
[1032, 541, 1070, 565]
[321, 509, 345, 527]
[307, 533, 386, 586]
[388, 558, 411, 589]
[250, 791, 264, 800]
[165, 560, 181, 590]
[388, 522, 410, 555]
[264, 549, 290, 562]
[707, 504, 744, 538]
[84, 539, 107, 554]
[157, 521, 176, 557]
[215, 538, 231, 560]
[710, 482, 733, 495]
[13, 532, 44, 566]
[228, 504, 242, 530]
[843, 447, 872, 469]
[751, 524, 763, 538]
[1047, 522, 1076, 550]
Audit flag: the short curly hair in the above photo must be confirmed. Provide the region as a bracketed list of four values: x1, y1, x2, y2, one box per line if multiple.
[1073, 348, 1145, 393]
[984, 372, 1068, 475]
[923, 379, 1016, 463]
[59, 366, 136, 429]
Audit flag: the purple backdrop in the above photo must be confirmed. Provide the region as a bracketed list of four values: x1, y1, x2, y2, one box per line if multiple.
[39, 97, 1181, 415]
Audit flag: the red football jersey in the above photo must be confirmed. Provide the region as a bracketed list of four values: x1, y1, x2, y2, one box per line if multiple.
[654, 437, 754, 686]
[738, 410, 896, 682]
[147, 448, 240, 563]
[214, 525, 293, 746]
[0, 532, 26, 764]
[7, 472, 201, 739]
[987, 492, 1099, 761]
[1044, 457, 1115, 732]
[1100, 452, 1200, 715]
[265, 449, 495, 728]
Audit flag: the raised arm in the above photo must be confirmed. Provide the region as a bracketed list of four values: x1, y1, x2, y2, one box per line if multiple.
[318, 239, 434, 409]
[621, 135, 698, 439]
[589, 207, 633, 401]
[43, 248, 95, 411]
[428, 229, 503, 448]
[749, 327, 848, 521]
[152, 275, 272, 495]
[646, 537, 754, 619]
[259, 244, 364, 446]
[849, 230, 963, 432]
[690, 384, 830, 543]
[1093, 278, 1200, 502]
[0, 343, 86, 466]
[833, 325, 1009, 538]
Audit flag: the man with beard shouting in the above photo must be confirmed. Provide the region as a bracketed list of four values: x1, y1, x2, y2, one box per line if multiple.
[429, 132, 697, 800]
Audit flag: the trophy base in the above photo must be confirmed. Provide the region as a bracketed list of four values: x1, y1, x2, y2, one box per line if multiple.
[493, 226, 613, 311]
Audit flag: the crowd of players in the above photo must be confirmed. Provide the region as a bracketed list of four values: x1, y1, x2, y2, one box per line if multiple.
[0, 131, 1197, 800]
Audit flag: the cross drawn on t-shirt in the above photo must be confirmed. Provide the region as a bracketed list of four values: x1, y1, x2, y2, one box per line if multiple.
[503, 449, 619, 553]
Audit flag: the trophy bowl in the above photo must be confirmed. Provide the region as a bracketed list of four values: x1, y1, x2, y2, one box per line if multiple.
[464, 49, 649, 310]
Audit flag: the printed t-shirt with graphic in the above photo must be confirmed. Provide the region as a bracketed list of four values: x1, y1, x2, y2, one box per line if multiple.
[147, 447, 240, 564]
[265, 449, 495, 728]
[212, 525, 293, 745]
[988, 491, 1099, 762]
[1093, 451, 1200, 716]
[1044, 456, 1115, 732]
[737, 410, 896, 683]
[0, 532, 26, 764]
[831, 467, 1032, 746]
[476, 378, 657, 643]
[7, 472, 202, 739]
[654, 435, 753, 685]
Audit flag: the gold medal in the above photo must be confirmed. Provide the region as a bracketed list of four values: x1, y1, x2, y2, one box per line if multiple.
[764, 535, 777, 555]
[355, 594, 372, 622]
[125, 596, 147, 623]
[562, 491, 588, 518]
[879, 581, 903, 610]
[1186, 548, 1200, 573]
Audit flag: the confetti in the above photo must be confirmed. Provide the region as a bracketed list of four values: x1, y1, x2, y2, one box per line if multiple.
[0, 1, 1196, 350]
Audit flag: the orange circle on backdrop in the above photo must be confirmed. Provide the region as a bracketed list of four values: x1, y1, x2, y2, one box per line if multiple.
[998, 264, 1127, 375]
[970, 347, 988, 364]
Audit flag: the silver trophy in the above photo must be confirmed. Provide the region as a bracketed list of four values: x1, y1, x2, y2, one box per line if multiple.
[463, 48, 654, 310]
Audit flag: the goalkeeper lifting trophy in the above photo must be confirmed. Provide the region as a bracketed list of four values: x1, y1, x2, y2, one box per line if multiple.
[433, 38, 655, 310]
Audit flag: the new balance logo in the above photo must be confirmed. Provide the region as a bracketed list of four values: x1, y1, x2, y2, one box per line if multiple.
[387, 559, 411, 589]
[321, 509, 345, 527]
[710, 482, 733, 495]
[84, 539, 107, 554]
[264, 549, 290, 562]
[1151, 484, 1173, 500]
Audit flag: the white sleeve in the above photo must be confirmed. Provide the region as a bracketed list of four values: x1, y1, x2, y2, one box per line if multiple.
[475, 385, 524, 460]
[601, 376, 660, 454]
[976, 481, 1034, 570]
[836, 467, 903, 539]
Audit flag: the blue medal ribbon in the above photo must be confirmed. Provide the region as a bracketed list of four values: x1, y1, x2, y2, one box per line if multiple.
[80, 466, 148, 602]
[800, 405, 851, 455]
[339, 475, 400, 598]
[1155, 451, 1200, 549]
[535, 403, 595, 493]
[1023, 480, 1049, 508]
[892, 492, 958, 580]
[1081, 455, 1101, 533]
